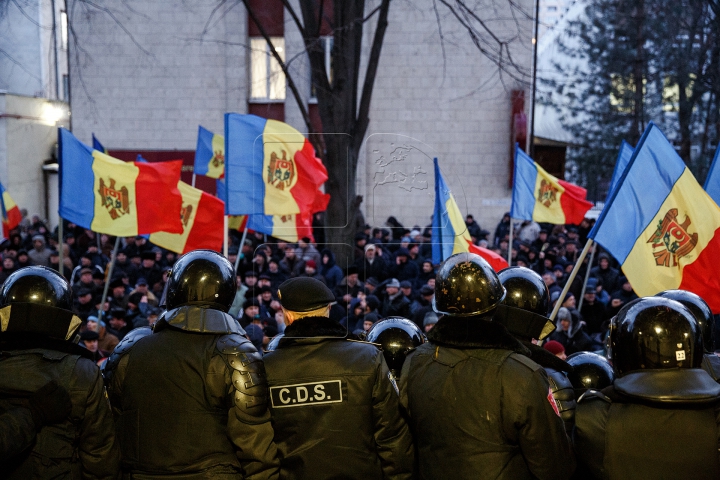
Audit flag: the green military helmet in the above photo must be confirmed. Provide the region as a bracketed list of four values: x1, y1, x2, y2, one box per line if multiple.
[433, 252, 505, 317]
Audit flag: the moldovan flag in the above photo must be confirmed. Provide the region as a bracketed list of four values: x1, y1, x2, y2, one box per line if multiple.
[150, 181, 224, 254]
[703, 144, 720, 204]
[431, 158, 509, 271]
[511, 145, 593, 225]
[606, 140, 634, 201]
[194, 126, 225, 179]
[0, 182, 21, 237]
[589, 122, 720, 313]
[58, 128, 184, 236]
[223, 113, 329, 215]
[247, 213, 315, 243]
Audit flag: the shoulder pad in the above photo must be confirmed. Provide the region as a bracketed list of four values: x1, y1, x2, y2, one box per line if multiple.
[546, 367, 574, 392]
[509, 352, 543, 372]
[216, 335, 268, 418]
[104, 326, 152, 373]
[578, 389, 611, 404]
[216, 333, 256, 355]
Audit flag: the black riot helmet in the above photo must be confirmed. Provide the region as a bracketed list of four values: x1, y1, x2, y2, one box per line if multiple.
[495, 267, 555, 340]
[656, 289, 714, 353]
[610, 297, 703, 375]
[165, 250, 237, 312]
[366, 318, 425, 376]
[0, 266, 80, 340]
[498, 267, 549, 315]
[0, 266, 73, 310]
[433, 252, 505, 318]
[566, 352, 615, 396]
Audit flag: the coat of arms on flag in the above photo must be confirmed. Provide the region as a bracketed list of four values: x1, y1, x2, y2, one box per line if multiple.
[647, 208, 697, 267]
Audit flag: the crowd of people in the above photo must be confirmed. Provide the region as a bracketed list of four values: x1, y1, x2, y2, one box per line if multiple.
[0, 209, 652, 359]
[2, 207, 720, 479]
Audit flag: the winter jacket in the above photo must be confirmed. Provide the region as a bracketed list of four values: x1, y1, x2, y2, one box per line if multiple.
[0, 335, 120, 479]
[105, 306, 279, 479]
[400, 317, 575, 480]
[574, 369, 720, 480]
[263, 316, 414, 480]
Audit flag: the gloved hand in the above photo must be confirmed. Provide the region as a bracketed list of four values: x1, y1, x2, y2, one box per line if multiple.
[28, 380, 72, 428]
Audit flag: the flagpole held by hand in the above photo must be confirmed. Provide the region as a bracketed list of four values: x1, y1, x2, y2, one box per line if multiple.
[507, 218, 514, 266]
[549, 238, 594, 321]
[234, 225, 249, 274]
[223, 215, 229, 258]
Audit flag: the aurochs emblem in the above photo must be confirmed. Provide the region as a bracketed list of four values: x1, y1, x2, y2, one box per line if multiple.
[98, 178, 130, 220]
[538, 179, 558, 207]
[211, 150, 225, 169]
[267, 150, 295, 191]
[180, 204, 193, 227]
[647, 208, 698, 267]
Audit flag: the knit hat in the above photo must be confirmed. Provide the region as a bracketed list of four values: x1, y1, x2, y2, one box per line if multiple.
[423, 312, 439, 327]
[543, 340, 566, 356]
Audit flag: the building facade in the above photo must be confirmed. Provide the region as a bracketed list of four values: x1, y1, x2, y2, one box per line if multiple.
[68, 0, 534, 233]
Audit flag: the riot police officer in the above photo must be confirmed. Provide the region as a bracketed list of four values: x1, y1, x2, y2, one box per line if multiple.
[366, 317, 425, 378]
[574, 297, 720, 479]
[495, 266, 576, 432]
[105, 250, 279, 478]
[400, 253, 575, 479]
[566, 352, 614, 398]
[0, 266, 119, 478]
[655, 289, 720, 381]
[263, 277, 414, 479]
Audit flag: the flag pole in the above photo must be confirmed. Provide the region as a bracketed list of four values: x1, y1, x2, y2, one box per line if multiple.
[234, 226, 249, 273]
[192, 173, 196, 188]
[576, 242, 596, 311]
[507, 218, 514, 265]
[57, 217, 64, 278]
[223, 215, 229, 257]
[549, 238, 594, 321]
[98, 236, 121, 322]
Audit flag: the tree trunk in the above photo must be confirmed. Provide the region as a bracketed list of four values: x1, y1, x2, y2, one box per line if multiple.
[323, 133, 358, 269]
[631, 0, 645, 144]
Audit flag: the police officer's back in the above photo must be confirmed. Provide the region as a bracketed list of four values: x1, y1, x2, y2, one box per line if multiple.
[574, 297, 720, 479]
[105, 250, 279, 478]
[263, 277, 414, 479]
[400, 253, 575, 480]
[0, 266, 119, 478]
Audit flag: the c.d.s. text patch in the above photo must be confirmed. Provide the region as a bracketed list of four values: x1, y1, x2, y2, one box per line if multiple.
[270, 380, 343, 408]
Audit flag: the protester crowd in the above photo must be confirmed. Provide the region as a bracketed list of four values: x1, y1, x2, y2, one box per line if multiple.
[0, 208, 651, 359]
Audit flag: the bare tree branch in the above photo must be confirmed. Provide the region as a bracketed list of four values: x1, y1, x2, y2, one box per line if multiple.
[78, 0, 154, 56]
[432, 0, 448, 85]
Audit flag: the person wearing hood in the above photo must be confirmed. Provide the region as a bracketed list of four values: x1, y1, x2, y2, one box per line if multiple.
[589, 252, 620, 294]
[548, 307, 594, 355]
[320, 248, 344, 290]
[263, 277, 414, 478]
[388, 248, 419, 283]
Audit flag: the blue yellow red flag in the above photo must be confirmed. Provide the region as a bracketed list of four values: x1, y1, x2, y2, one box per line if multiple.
[149, 181, 224, 254]
[606, 140, 634, 201]
[589, 122, 720, 313]
[58, 128, 184, 236]
[431, 158, 509, 271]
[511, 145, 593, 225]
[0, 182, 21, 237]
[246, 213, 315, 243]
[223, 114, 329, 216]
[92, 133, 107, 154]
[703, 145, 720, 204]
[194, 126, 225, 179]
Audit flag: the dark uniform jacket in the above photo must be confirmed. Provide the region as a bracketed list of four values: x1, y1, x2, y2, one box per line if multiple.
[400, 317, 575, 480]
[0, 335, 120, 479]
[0, 406, 37, 462]
[263, 316, 414, 480]
[574, 369, 720, 480]
[105, 306, 279, 479]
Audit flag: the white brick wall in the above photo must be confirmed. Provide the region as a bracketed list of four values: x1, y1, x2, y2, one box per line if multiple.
[69, 0, 533, 233]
